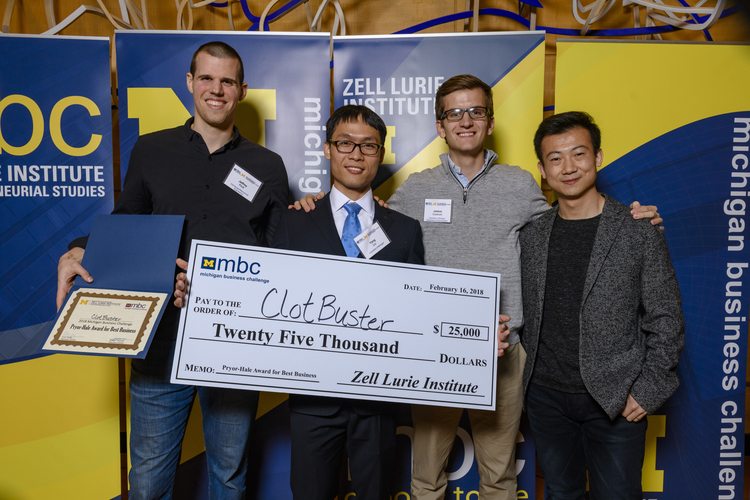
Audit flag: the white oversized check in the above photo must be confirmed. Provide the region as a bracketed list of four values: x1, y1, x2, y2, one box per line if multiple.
[172, 239, 501, 410]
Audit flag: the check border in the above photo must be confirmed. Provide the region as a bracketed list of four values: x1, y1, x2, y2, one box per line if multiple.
[174, 242, 500, 409]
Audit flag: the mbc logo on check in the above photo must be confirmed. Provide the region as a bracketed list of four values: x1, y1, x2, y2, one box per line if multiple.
[201, 256, 261, 275]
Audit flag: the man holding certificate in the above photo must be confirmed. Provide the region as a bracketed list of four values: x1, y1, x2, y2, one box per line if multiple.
[55, 42, 289, 500]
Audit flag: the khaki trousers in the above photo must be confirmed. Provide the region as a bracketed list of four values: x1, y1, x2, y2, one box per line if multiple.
[411, 342, 526, 500]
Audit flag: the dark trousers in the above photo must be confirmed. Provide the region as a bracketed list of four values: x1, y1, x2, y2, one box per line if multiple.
[526, 383, 647, 500]
[290, 405, 396, 500]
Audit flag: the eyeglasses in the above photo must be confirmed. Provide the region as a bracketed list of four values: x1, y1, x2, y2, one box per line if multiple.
[329, 140, 383, 156]
[441, 107, 490, 122]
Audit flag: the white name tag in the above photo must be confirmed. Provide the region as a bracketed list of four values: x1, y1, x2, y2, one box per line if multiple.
[224, 164, 263, 203]
[354, 221, 391, 259]
[424, 199, 452, 223]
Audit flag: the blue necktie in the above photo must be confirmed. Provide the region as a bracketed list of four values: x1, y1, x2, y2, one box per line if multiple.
[341, 203, 362, 257]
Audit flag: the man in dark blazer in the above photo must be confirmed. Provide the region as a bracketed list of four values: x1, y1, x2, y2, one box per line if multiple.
[272, 105, 424, 500]
[519, 112, 684, 500]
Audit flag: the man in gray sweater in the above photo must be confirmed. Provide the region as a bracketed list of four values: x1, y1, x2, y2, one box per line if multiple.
[386, 75, 547, 500]
[297, 75, 661, 500]
[519, 111, 684, 499]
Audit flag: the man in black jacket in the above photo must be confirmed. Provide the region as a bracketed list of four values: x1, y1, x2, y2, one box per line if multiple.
[56, 41, 289, 500]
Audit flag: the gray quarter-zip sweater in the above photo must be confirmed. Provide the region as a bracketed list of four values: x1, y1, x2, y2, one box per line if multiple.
[387, 150, 550, 345]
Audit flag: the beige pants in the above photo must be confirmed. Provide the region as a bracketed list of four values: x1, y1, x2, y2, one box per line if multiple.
[411, 342, 526, 500]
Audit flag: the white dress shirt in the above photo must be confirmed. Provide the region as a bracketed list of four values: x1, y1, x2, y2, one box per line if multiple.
[329, 186, 375, 238]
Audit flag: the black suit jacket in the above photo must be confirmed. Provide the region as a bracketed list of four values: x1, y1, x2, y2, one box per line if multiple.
[271, 193, 425, 416]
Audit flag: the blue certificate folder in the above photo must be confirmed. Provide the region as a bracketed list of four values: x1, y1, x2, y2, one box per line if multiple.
[42, 214, 184, 358]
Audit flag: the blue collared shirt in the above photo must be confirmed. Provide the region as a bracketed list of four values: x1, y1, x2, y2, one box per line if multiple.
[447, 150, 492, 188]
[329, 185, 375, 238]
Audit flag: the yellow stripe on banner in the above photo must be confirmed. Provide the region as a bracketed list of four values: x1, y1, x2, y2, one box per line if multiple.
[374, 42, 546, 200]
[556, 43, 750, 166]
[128, 87, 191, 135]
[0, 355, 120, 499]
[258, 392, 289, 418]
[383, 125, 397, 166]
[374, 137, 448, 202]
[126, 88, 278, 148]
[487, 42, 546, 183]
[236, 89, 277, 148]
[22, 460, 120, 500]
[642, 415, 666, 492]
[0, 417, 120, 499]
[0, 355, 119, 446]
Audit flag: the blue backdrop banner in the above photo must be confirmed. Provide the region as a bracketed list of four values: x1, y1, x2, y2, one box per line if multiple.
[115, 31, 331, 201]
[333, 32, 546, 200]
[0, 34, 114, 364]
[598, 112, 750, 500]
[555, 40, 750, 500]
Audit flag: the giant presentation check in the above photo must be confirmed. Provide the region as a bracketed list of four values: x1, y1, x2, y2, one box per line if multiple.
[172, 240, 501, 410]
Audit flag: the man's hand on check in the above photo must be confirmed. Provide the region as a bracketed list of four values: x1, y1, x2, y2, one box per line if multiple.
[174, 258, 189, 308]
[497, 314, 510, 357]
[289, 191, 325, 211]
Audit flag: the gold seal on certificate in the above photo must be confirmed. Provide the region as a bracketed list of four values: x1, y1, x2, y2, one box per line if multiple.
[44, 288, 167, 356]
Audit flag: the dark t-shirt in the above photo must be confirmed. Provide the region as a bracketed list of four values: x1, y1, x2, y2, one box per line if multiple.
[530, 213, 600, 393]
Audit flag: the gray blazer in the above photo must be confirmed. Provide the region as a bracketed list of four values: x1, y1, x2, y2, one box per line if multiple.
[519, 195, 685, 419]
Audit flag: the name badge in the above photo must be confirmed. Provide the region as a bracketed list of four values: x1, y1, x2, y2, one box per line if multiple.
[354, 221, 391, 259]
[424, 199, 452, 223]
[224, 164, 263, 203]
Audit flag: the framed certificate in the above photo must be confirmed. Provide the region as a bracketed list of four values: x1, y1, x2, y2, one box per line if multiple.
[44, 289, 166, 356]
[41, 214, 183, 358]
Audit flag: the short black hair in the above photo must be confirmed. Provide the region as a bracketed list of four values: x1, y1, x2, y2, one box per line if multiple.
[326, 105, 387, 144]
[190, 41, 244, 84]
[534, 111, 602, 163]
